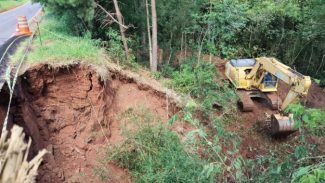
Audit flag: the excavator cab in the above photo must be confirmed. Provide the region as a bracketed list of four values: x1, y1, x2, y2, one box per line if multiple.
[260, 72, 278, 91]
[225, 59, 278, 92]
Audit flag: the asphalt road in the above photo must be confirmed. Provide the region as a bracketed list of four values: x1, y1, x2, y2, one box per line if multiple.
[0, 1, 41, 91]
[0, 1, 41, 46]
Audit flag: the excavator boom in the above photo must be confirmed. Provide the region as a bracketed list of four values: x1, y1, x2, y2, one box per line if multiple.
[246, 57, 312, 110]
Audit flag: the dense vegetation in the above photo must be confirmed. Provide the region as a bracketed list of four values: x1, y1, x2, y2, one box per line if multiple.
[107, 109, 211, 182]
[29, 0, 325, 182]
[33, 0, 325, 82]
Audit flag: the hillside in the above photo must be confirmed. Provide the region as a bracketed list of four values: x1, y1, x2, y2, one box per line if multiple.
[0, 1, 324, 182]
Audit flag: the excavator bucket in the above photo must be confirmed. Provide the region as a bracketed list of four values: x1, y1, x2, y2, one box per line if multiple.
[270, 113, 296, 135]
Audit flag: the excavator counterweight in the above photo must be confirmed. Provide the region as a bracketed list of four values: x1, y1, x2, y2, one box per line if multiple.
[225, 57, 311, 136]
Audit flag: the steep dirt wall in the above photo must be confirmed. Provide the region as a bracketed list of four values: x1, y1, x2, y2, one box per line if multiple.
[11, 64, 116, 182]
[0, 85, 11, 133]
[0, 63, 182, 183]
[0, 106, 6, 131]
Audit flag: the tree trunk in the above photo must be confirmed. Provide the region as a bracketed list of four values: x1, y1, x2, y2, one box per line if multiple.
[151, 0, 158, 71]
[112, 0, 129, 61]
[145, 0, 153, 68]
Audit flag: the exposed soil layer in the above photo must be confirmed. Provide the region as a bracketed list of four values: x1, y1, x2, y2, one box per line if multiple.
[1, 63, 179, 183]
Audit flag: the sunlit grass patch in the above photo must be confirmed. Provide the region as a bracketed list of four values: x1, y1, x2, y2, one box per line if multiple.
[10, 14, 110, 79]
[11, 14, 106, 66]
[0, 0, 27, 12]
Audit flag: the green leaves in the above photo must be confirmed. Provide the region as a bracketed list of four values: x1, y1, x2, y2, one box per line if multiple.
[294, 146, 308, 159]
[172, 58, 237, 115]
[5, 66, 12, 92]
[33, 0, 94, 24]
[200, 163, 221, 181]
[187, 129, 207, 139]
[286, 104, 325, 136]
[292, 164, 325, 183]
[167, 115, 177, 126]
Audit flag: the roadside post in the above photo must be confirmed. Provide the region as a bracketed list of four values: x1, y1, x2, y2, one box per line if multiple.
[33, 17, 42, 46]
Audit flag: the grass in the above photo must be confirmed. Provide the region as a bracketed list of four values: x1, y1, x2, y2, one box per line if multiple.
[10, 14, 110, 79]
[107, 108, 213, 183]
[170, 57, 238, 116]
[0, 0, 28, 12]
[12, 14, 105, 65]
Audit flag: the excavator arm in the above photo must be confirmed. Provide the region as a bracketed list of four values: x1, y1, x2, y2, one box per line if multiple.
[246, 57, 312, 110]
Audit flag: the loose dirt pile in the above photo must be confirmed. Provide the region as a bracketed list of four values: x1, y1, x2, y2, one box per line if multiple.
[0, 63, 181, 183]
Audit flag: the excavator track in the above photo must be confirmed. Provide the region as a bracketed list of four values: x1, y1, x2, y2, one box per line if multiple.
[237, 90, 282, 112]
[266, 92, 282, 110]
[238, 90, 254, 112]
[248, 91, 282, 110]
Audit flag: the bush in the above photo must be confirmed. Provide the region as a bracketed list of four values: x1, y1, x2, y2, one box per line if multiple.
[105, 28, 125, 62]
[286, 104, 325, 136]
[293, 164, 325, 183]
[171, 57, 237, 114]
[107, 124, 214, 183]
[172, 57, 219, 98]
[160, 64, 175, 78]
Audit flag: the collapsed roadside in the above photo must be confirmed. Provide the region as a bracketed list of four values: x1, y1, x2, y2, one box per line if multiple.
[2, 12, 325, 183]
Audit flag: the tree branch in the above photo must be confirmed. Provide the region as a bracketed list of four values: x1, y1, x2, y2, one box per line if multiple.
[94, 1, 128, 29]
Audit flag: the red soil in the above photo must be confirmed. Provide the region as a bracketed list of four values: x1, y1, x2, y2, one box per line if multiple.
[1, 64, 180, 183]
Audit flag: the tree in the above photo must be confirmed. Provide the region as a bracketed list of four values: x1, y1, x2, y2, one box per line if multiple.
[151, 0, 158, 71]
[145, 0, 153, 67]
[32, 0, 94, 34]
[112, 0, 129, 61]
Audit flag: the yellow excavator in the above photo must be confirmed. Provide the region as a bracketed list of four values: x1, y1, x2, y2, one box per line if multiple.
[225, 57, 311, 135]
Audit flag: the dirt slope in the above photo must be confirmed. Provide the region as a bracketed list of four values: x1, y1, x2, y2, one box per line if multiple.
[278, 81, 325, 111]
[0, 63, 183, 183]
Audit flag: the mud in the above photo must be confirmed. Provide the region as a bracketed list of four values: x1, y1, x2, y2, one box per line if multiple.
[0, 63, 179, 183]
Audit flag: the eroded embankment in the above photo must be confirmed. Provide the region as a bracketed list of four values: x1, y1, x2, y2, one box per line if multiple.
[0, 63, 180, 183]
